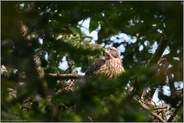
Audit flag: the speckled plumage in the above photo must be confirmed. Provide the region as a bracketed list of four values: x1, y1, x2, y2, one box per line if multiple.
[85, 46, 125, 78]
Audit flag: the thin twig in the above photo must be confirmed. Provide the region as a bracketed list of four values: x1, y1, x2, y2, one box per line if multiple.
[152, 112, 166, 122]
[63, 62, 73, 74]
[133, 97, 166, 122]
[154, 106, 168, 110]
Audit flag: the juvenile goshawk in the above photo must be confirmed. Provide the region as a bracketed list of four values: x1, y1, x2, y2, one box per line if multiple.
[85, 46, 125, 78]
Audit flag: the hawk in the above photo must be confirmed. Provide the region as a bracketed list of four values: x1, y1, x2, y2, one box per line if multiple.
[85, 46, 125, 78]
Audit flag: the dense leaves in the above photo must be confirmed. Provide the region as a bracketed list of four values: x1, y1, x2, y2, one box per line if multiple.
[1, 1, 183, 122]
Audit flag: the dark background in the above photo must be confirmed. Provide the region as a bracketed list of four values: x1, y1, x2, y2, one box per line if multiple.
[1, 1, 183, 122]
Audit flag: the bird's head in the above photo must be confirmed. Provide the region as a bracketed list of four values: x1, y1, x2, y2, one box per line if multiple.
[105, 46, 120, 59]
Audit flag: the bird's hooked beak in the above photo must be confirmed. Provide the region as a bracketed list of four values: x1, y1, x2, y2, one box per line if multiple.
[105, 48, 110, 54]
[104, 48, 111, 59]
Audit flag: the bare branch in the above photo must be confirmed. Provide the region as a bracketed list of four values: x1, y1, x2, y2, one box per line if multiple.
[143, 33, 170, 100]
[154, 106, 169, 110]
[146, 33, 169, 67]
[63, 58, 73, 74]
[152, 112, 166, 122]
[47, 73, 85, 80]
[133, 97, 166, 122]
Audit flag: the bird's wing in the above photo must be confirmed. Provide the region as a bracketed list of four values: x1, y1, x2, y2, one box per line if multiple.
[85, 58, 105, 76]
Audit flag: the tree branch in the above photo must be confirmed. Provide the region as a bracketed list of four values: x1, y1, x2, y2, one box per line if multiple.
[134, 97, 166, 122]
[143, 33, 170, 99]
[5, 3, 48, 98]
[146, 32, 169, 67]
[47, 73, 85, 80]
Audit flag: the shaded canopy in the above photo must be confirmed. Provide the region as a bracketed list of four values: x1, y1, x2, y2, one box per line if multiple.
[1, 1, 183, 122]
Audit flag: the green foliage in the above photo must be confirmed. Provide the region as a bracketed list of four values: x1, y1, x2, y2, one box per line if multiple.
[1, 1, 183, 122]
